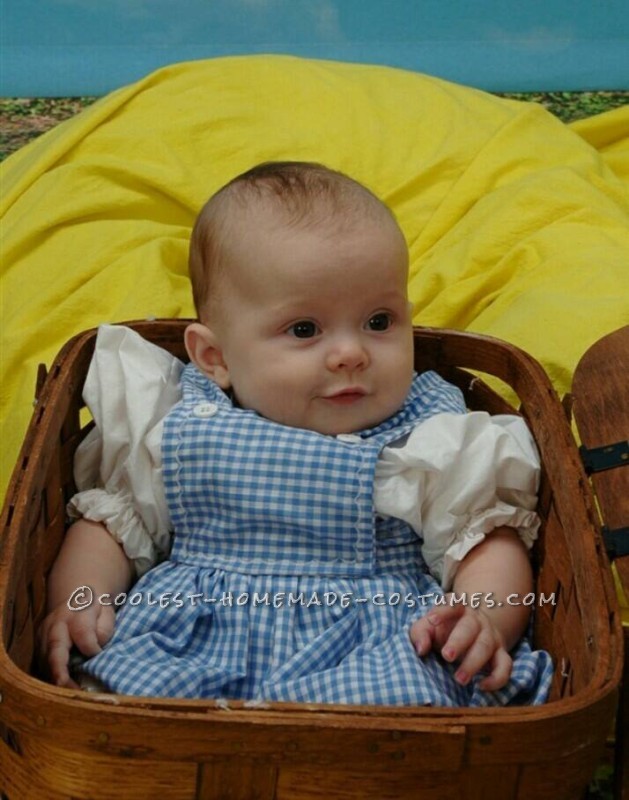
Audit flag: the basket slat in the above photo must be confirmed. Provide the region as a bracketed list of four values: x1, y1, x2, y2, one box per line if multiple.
[0, 737, 54, 800]
[198, 760, 279, 800]
[570, 324, 629, 800]
[16, 733, 198, 799]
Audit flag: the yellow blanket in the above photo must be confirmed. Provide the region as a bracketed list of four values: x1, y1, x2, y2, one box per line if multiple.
[1, 56, 628, 501]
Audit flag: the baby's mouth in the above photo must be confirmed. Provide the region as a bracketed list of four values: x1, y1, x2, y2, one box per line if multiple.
[323, 388, 367, 405]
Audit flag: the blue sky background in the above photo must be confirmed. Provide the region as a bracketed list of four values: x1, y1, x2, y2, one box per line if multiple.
[2, 0, 628, 95]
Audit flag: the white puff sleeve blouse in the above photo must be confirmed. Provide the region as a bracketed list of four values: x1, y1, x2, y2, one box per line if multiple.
[68, 325, 541, 585]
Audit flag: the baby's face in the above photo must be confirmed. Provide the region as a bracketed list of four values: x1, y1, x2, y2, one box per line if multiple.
[207, 207, 414, 435]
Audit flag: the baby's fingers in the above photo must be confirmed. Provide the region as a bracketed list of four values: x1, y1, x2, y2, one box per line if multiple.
[69, 617, 103, 658]
[449, 628, 503, 686]
[409, 617, 437, 656]
[433, 610, 485, 665]
[477, 649, 513, 692]
[411, 605, 467, 657]
[95, 606, 115, 648]
[45, 622, 78, 688]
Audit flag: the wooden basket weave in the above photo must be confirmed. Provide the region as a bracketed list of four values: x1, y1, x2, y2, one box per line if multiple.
[0, 321, 622, 800]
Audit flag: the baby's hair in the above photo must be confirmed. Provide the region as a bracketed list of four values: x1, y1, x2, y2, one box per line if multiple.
[188, 161, 398, 321]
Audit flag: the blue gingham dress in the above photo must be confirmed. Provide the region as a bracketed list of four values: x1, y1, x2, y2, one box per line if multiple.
[83, 366, 553, 705]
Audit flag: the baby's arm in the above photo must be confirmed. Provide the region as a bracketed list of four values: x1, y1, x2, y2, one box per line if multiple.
[410, 526, 532, 690]
[38, 519, 134, 687]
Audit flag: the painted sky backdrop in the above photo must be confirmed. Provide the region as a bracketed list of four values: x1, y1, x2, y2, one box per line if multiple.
[2, 0, 628, 95]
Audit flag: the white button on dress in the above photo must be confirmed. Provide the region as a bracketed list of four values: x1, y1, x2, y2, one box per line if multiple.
[193, 402, 219, 418]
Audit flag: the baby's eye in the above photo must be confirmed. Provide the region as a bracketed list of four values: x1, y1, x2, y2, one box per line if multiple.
[367, 313, 392, 332]
[288, 320, 320, 338]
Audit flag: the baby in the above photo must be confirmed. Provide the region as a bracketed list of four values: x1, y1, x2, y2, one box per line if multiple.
[40, 162, 552, 704]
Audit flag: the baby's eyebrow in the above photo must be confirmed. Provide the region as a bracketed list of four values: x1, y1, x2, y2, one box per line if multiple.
[266, 299, 316, 317]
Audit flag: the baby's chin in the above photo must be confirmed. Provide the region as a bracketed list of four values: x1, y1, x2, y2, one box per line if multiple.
[245, 407, 365, 436]
[235, 392, 408, 436]
[264, 407, 398, 437]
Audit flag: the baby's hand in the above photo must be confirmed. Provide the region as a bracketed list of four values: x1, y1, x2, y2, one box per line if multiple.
[409, 598, 512, 691]
[38, 602, 115, 688]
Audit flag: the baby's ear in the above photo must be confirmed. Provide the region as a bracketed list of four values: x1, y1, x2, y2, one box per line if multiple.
[184, 323, 231, 389]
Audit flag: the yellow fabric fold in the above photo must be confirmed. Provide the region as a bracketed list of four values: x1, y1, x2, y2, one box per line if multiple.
[570, 105, 629, 187]
[1, 55, 628, 499]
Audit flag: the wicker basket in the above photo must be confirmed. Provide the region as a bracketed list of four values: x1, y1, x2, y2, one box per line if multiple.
[0, 321, 622, 800]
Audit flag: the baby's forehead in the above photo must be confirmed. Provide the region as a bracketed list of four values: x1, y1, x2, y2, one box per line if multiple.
[224, 189, 395, 247]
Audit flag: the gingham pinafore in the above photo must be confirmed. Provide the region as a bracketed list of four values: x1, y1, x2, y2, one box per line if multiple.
[83, 366, 553, 705]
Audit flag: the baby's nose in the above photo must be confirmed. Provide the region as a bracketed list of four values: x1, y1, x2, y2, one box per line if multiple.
[326, 336, 369, 371]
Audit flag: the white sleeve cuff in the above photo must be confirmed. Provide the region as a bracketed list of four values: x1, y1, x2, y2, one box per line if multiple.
[68, 487, 166, 577]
